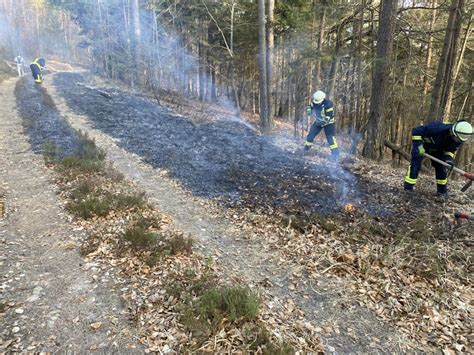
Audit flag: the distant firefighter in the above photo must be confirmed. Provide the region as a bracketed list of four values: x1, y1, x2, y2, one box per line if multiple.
[14, 54, 25, 77]
[304, 90, 339, 160]
[30, 57, 46, 84]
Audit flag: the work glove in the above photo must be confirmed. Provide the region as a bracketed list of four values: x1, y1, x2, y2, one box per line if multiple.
[306, 105, 312, 115]
[417, 145, 425, 157]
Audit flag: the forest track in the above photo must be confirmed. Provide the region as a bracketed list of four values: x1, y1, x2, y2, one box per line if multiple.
[0, 78, 142, 352]
[45, 71, 412, 352]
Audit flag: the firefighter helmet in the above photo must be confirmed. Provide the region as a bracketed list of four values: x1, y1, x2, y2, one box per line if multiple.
[312, 91, 326, 104]
[451, 121, 473, 142]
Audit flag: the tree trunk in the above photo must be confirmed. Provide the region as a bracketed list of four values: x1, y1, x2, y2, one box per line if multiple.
[266, 0, 275, 125]
[427, 0, 464, 121]
[229, 2, 241, 115]
[314, 6, 326, 89]
[421, 0, 437, 115]
[362, 0, 399, 160]
[351, 0, 365, 139]
[444, 12, 471, 120]
[294, 62, 308, 135]
[327, 29, 341, 98]
[131, 0, 142, 84]
[258, 0, 269, 133]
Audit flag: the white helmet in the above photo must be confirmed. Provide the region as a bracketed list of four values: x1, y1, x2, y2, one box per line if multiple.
[312, 90, 326, 104]
[451, 121, 473, 142]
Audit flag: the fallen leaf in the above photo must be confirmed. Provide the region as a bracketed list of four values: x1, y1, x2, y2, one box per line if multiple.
[90, 322, 102, 330]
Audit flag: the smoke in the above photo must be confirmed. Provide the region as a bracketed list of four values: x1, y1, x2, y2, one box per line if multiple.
[143, 11, 239, 111]
[330, 131, 363, 206]
[0, 2, 86, 62]
[0, 12, 19, 57]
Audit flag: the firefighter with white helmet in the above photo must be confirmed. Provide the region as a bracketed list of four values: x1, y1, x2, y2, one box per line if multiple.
[404, 120, 473, 195]
[14, 54, 25, 77]
[304, 90, 339, 160]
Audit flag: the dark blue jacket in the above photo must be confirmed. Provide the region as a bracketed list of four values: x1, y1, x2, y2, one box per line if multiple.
[309, 98, 335, 127]
[412, 121, 460, 159]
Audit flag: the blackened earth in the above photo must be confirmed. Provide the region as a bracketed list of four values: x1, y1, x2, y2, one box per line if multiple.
[53, 73, 393, 215]
[15, 78, 82, 159]
[16, 71, 439, 225]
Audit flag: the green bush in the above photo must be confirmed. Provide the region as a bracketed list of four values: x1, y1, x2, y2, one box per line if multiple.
[68, 186, 146, 219]
[68, 194, 114, 219]
[60, 155, 104, 173]
[180, 286, 260, 343]
[59, 132, 106, 173]
[69, 180, 95, 201]
[115, 191, 147, 210]
[196, 287, 260, 323]
[124, 224, 159, 248]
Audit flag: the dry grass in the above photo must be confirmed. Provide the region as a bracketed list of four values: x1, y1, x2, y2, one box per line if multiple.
[232, 192, 472, 351]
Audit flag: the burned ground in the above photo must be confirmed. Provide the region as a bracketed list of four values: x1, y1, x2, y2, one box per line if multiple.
[13, 72, 470, 241]
[51, 72, 471, 238]
[52, 73, 399, 217]
[15, 78, 81, 158]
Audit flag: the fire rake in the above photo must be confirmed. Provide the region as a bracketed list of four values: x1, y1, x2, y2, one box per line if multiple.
[424, 153, 474, 192]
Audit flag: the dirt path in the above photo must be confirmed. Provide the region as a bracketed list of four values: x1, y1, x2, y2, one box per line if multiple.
[46, 72, 411, 352]
[0, 78, 141, 352]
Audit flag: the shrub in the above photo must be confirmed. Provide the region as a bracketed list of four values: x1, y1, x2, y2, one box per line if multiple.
[245, 325, 294, 355]
[69, 180, 95, 201]
[59, 131, 106, 173]
[166, 233, 194, 255]
[115, 191, 147, 210]
[68, 187, 146, 219]
[124, 224, 159, 248]
[180, 286, 260, 342]
[68, 194, 114, 219]
[196, 286, 260, 323]
[42, 141, 57, 164]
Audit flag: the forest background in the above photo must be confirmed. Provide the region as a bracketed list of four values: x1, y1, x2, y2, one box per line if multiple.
[0, 0, 472, 167]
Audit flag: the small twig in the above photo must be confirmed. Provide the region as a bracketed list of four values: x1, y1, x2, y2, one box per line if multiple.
[309, 280, 322, 296]
[321, 262, 344, 274]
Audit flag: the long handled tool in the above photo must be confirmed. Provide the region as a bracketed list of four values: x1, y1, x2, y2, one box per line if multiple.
[424, 153, 474, 192]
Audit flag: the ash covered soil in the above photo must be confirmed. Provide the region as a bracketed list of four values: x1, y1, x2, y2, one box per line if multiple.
[51, 73, 406, 218]
[51, 72, 474, 236]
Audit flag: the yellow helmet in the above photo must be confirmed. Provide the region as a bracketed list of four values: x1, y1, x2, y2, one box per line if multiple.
[451, 121, 473, 142]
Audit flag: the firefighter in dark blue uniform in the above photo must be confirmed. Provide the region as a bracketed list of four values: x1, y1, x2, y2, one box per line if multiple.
[404, 120, 473, 194]
[30, 57, 46, 84]
[304, 90, 339, 160]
